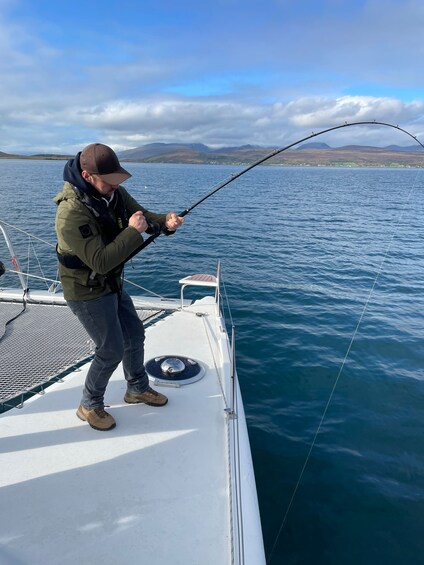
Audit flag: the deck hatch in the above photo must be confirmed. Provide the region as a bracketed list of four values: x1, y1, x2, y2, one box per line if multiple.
[146, 355, 205, 385]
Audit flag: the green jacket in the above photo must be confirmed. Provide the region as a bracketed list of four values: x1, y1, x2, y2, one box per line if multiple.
[54, 182, 168, 301]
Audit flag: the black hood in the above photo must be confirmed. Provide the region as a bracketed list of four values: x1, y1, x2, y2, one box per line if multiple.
[63, 153, 128, 235]
[63, 153, 100, 199]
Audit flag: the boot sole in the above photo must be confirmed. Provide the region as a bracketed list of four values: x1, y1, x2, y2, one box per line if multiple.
[76, 409, 116, 431]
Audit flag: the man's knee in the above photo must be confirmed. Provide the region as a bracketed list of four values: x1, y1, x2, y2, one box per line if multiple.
[96, 340, 124, 367]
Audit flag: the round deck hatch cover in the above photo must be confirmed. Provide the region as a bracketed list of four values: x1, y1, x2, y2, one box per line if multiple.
[146, 355, 205, 385]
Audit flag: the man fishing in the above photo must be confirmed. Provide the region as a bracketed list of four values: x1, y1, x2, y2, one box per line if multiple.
[54, 143, 184, 431]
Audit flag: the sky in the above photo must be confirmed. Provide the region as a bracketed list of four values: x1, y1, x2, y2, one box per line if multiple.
[1, 0, 424, 154]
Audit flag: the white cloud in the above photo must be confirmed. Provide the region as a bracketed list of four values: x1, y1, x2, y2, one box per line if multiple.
[2, 95, 424, 153]
[287, 97, 423, 127]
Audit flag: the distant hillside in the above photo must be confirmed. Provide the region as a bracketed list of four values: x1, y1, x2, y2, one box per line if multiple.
[0, 152, 71, 160]
[297, 142, 331, 150]
[298, 143, 422, 152]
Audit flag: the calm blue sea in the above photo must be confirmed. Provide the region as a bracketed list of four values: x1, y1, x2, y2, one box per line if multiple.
[1, 159, 424, 564]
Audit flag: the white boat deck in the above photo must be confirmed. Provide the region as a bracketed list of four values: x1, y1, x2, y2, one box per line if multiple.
[0, 296, 265, 565]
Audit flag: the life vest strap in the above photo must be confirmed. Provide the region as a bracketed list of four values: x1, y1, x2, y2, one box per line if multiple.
[56, 245, 87, 269]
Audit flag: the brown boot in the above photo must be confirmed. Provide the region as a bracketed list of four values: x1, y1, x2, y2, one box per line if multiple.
[124, 386, 168, 407]
[76, 405, 116, 431]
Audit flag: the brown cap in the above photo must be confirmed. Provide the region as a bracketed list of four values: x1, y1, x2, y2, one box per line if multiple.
[80, 143, 131, 185]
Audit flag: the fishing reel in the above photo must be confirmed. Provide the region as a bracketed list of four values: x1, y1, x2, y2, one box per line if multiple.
[145, 221, 175, 236]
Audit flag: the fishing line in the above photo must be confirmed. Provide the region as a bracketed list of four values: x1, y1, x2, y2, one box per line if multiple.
[266, 166, 423, 564]
[125, 120, 423, 561]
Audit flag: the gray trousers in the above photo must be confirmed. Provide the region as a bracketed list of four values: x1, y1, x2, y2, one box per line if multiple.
[67, 289, 149, 409]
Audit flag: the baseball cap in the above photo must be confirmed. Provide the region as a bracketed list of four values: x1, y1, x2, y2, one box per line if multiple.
[80, 143, 132, 185]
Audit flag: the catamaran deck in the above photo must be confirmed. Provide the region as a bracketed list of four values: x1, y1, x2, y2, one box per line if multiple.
[0, 295, 265, 565]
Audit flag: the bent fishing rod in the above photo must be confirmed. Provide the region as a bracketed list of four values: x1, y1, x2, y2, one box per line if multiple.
[127, 120, 424, 262]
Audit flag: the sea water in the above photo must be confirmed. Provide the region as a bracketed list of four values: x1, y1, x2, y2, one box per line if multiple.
[1, 159, 423, 565]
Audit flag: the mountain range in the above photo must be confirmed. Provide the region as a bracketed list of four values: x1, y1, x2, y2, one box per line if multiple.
[1, 142, 423, 168]
[115, 142, 424, 167]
